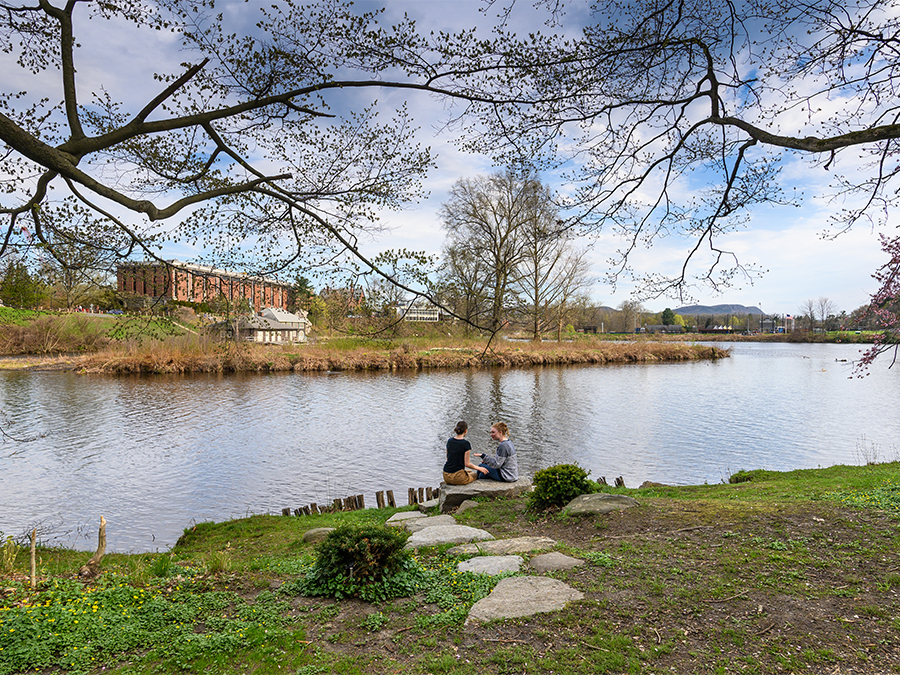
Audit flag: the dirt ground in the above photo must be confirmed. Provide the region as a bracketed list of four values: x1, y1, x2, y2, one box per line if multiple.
[300, 498, 900, 674]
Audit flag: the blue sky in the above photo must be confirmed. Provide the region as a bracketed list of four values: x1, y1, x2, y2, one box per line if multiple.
[339, 1, 888, 317]
[3, 0, 888, 317]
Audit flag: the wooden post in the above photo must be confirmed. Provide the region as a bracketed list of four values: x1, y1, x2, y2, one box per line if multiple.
[376, 491, 385, 509]
[334, 498, 343, 511]
[293, 508, 302, 517]
[78, 516, 106, 579]
[356, 494, 365, 509]
[282, 507, 291, 516]
[310, 503, 319, 514]
[408, 488, 416, 505]
[30, 528, 36, 589]
[615, 476, 625, 488]
[387, 490, 396, 508]
[417, 487, 425, 503]
[426, 487, 433, 500]
[598, 476, 608, 486]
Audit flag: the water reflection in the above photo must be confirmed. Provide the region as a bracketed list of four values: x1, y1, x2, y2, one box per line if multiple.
[1, 342, 897, 552]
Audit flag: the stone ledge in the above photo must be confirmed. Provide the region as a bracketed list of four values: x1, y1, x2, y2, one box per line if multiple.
[438, 476, 533, 513]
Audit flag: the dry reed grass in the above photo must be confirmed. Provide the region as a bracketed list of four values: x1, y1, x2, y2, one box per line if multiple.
[76, 337, 728, 374]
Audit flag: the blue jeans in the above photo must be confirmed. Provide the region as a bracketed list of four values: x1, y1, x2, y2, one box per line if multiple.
[477, 464, 503, 481]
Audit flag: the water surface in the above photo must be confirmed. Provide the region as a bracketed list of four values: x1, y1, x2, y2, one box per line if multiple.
[1, 342, 896, 552]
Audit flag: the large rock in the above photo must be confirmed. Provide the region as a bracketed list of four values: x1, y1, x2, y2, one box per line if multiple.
[564, 493, 639, 515]
[302, 527, 335, 543]
[457, 555, 523, 576]
[447, 536, 556, 556]
[404, 525, 494, 549]
[466, 576, 584, 623]
[439, 477, 533, 513]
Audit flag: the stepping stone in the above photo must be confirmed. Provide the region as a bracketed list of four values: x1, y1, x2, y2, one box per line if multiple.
[404, 515, 457, 533]
[404, 525, 494, 549]
[528, 551, 585, 573]
[448, 536, 556, 556]
[439, 477, 533, 513]
[466, 576, 584, 624]
[564, 493, 639, 515]
[385, 512, 427, 527]
[457, 555, 523, 576]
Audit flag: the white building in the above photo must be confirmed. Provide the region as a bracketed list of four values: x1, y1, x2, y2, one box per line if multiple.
[401, 299, 441, 322]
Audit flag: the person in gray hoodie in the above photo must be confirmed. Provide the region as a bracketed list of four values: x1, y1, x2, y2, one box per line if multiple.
[474, 422, 519, 482]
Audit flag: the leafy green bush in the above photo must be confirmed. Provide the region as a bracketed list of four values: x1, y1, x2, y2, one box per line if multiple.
[297, 525, 425, 602]
[528, 463, 593, 511]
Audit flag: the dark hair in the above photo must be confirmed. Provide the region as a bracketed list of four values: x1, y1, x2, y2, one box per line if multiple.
[454, 420, 468, 435]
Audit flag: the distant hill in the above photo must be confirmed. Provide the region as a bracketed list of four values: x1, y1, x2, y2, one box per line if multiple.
[674, 304, 762, 315]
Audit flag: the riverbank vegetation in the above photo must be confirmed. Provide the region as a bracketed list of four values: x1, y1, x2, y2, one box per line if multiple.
[0, 304, 885, 374]
[1, 462, 899, 674]
[0, 306, 730, 373]
[75, 335, 729, 374]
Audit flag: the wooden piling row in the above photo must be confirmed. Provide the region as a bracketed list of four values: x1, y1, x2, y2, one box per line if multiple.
[282, 486, 438, 516]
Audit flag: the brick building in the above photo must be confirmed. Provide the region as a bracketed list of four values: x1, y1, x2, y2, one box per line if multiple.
[117, 260, 291, 312]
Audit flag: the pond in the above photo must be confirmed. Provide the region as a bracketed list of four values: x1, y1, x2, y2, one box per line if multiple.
[1, 342, 897, 552]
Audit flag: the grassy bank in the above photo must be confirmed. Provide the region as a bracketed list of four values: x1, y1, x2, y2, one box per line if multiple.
[68, 337, 729, 374]
[2, 463, 899, 674]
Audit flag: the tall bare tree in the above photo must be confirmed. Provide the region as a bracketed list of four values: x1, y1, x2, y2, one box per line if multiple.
[800, 299, 818, 334]
[441, 170, 554, 332]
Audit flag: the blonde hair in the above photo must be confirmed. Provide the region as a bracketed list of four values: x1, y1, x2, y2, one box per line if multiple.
[491, 422, 509, 437]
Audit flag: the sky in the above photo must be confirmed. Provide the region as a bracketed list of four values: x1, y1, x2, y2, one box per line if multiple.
[348, 1, 888, 317]
[2, 0, 891, 318]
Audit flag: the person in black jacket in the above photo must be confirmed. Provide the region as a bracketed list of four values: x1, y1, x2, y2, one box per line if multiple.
[442, 420, 488, 485]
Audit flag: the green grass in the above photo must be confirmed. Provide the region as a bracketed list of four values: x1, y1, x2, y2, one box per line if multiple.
[3, 464, 900, 674]
[0, 307, 46, 325]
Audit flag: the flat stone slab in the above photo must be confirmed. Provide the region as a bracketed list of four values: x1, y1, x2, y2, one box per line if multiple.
[439, 477, 533, 513]
[448, 536, 556, 556]
[302, 527, 335, 543]
[457, 555, 523, 576]
[404, 524, 494, 549]
[385, 512, 427, 527]
[528, 551, 586, 573]
[404, 515, 457, 533]
[564, 493, 639, 515]
[467, 576, 584, 623]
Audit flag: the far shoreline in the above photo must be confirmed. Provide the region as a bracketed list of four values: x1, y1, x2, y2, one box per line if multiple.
[0, 340, 731, 374]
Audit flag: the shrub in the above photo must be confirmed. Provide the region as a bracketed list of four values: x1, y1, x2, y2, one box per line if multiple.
[297, 525, 425, 602]
[528, 463, 593, 511]
[729, 469, 781, 484]
[1, 535, 18, 575]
